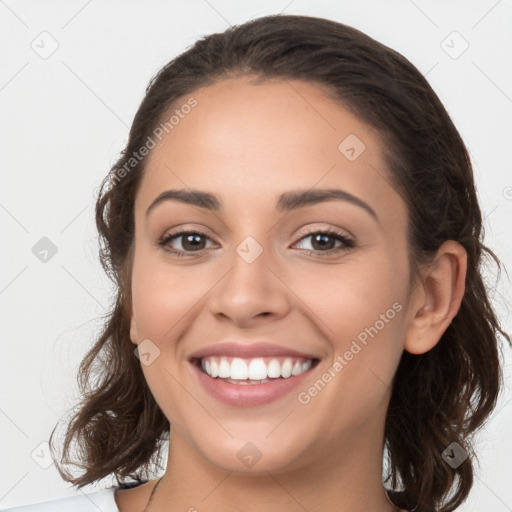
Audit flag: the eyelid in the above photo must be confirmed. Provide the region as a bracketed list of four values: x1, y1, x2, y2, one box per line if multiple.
[158, 224, 218, 244]
[293, 225, 354, 243]
[160, 223, 353, 242]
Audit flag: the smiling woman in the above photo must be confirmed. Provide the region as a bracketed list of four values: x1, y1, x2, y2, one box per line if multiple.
[6, 12, 509, 512]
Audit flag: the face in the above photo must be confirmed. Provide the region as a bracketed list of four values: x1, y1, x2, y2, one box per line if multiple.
[129, 76, 414, 475]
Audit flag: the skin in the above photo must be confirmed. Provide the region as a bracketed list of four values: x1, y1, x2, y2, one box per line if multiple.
[116, 76, 467, 512]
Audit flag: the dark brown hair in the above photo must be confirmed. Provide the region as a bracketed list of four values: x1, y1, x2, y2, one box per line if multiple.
[49, 14, 510, 511]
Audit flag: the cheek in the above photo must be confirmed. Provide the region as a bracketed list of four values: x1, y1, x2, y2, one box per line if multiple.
[291, 263, 407, 438]
[130, 246, 204, 342]
[305, 252, 406, 340]
[304, 249, 408, 391]
[130, 247, 202, 421]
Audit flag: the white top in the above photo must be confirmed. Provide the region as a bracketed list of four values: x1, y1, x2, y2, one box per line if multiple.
[1, 487, 120, 512]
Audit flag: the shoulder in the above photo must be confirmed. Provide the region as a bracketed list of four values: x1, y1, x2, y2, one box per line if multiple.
[1, 488, 119, 512]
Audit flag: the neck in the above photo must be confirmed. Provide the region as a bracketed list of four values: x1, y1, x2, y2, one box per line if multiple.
[150, 414, 399, 511]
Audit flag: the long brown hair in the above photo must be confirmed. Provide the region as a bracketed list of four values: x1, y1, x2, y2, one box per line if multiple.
[49, 14, 510, 511]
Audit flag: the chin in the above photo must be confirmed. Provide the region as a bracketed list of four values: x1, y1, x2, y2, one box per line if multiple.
[195, 434, 309, 475]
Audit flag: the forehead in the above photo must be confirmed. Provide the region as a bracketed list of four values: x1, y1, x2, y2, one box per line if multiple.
[135, 77, 404, 223]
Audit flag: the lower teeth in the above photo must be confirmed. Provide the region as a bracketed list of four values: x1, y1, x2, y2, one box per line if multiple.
[221, 377, 283, 385]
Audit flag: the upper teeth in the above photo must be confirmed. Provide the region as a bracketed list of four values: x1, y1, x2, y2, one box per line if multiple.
[200, 356, 313, 380]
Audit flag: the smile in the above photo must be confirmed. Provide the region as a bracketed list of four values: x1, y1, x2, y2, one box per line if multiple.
[190, 356, 320, 406]
[200, 355, 314, 381]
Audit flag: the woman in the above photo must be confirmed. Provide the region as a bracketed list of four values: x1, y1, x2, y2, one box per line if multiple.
[5, 13, 509, 512]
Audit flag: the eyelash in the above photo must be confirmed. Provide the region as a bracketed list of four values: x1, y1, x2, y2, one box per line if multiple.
[158, 227, 355, 258]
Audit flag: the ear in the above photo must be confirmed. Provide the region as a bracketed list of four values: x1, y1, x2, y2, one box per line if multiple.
[404, 240, 467, 354]
[130, 313, 139, 346]
[123, 246, 139, 346]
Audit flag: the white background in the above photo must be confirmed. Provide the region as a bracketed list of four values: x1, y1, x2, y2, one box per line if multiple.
[1, 0, 511, 510]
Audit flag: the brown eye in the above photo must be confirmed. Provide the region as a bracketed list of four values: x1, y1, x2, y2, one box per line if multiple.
[159, 230, 214, 256]
[293, 229, 355, 255]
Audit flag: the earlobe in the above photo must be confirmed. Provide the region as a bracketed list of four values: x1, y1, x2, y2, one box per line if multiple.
[130, 315, 139, 346]
[404, 240, 467, 355]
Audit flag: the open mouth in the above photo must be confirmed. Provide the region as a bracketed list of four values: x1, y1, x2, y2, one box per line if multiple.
[191, 356, 321, 385]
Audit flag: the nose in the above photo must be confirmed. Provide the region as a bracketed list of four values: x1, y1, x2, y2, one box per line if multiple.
[207, 240, 291, 327]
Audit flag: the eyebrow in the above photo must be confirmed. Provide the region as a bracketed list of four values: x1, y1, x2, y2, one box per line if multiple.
[145, 188, 379, 222]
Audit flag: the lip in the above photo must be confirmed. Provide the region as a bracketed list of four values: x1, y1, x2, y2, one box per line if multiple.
[188, 341, 320, 360]
[187, 340, 321, 407]
[190, 358, 320, 407]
